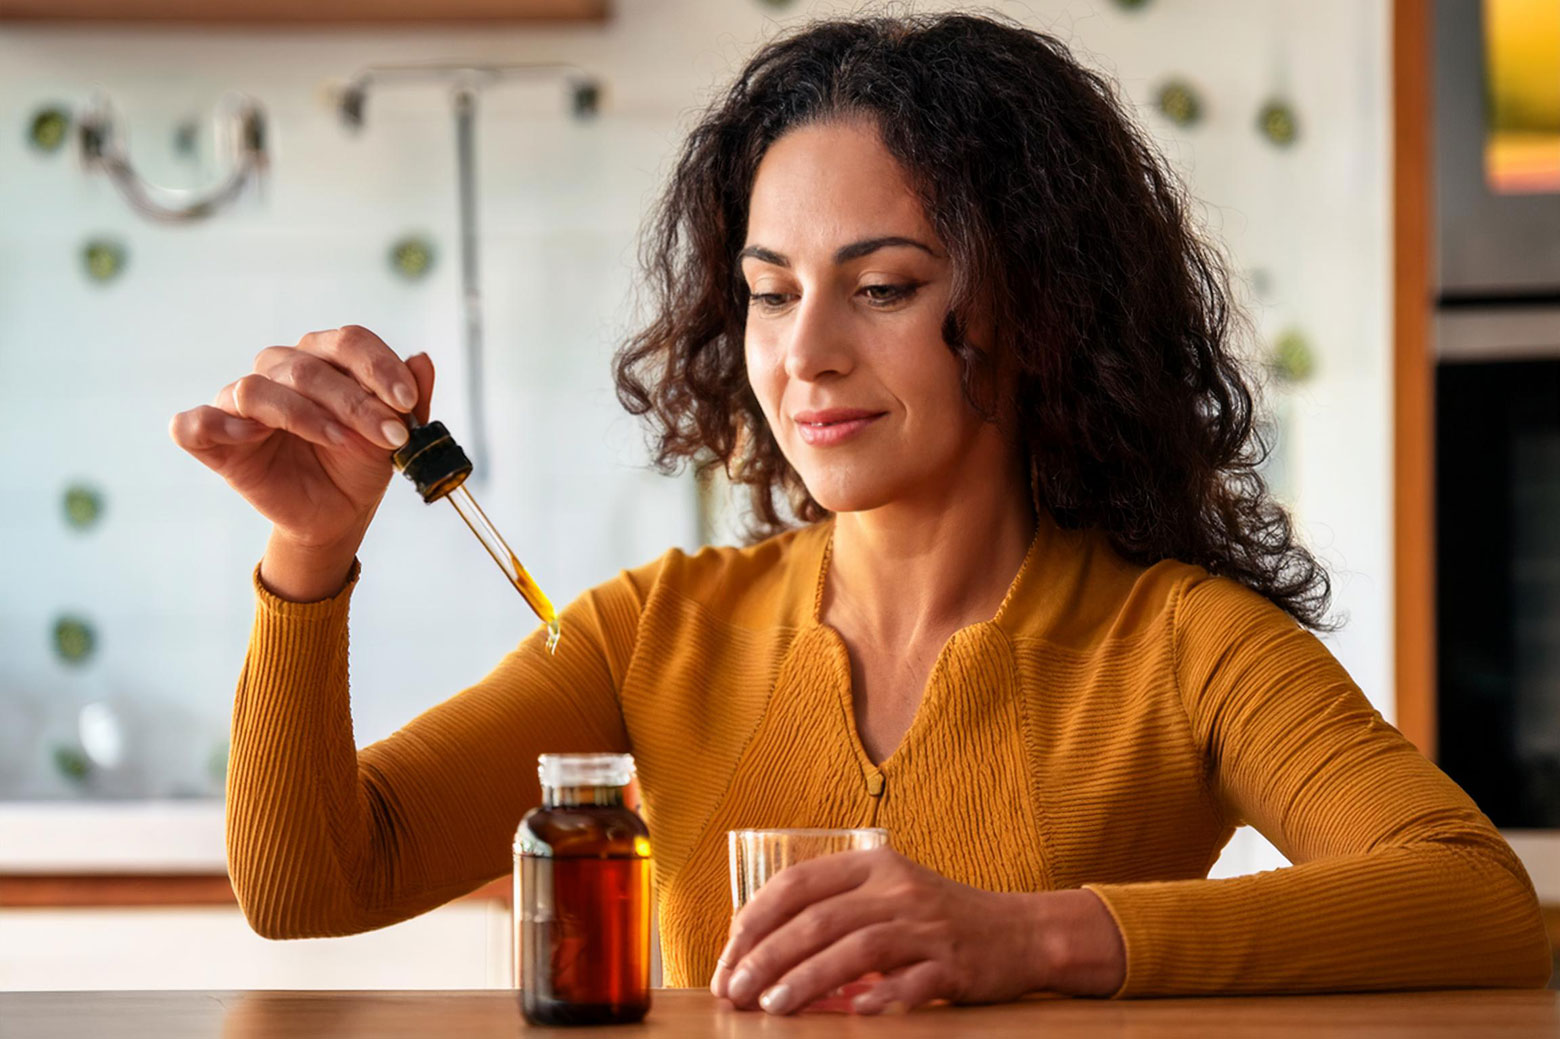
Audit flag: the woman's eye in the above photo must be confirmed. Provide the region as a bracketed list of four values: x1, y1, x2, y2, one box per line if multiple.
[860, 283, 917, 305]
[746, 284, 919, 311]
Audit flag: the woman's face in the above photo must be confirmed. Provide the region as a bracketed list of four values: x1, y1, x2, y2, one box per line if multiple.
[741, 118, 1003, 516]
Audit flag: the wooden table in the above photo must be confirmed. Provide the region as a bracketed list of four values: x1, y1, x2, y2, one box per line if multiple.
[1, 988, 1557, 1038]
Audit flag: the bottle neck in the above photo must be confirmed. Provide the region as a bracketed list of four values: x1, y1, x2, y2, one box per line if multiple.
[542, 784, 627, 808]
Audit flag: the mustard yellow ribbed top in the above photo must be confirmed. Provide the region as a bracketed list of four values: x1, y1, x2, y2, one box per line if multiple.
[227, 510, 1552, 996]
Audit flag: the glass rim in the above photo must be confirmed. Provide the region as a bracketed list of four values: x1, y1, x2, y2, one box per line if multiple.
[728, 827, 888, 839]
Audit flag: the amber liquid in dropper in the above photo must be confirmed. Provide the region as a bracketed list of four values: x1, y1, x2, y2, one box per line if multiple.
[444, 483, 561, 653]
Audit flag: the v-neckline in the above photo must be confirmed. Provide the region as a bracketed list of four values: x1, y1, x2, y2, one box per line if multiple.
[807, 517, 1042, 772]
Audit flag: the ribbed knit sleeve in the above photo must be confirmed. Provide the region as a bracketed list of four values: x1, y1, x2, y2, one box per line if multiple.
[227, 557, 649, 939]
[1083, 572, 1553, 997]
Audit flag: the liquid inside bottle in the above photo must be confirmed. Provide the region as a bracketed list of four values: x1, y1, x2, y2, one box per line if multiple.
[515, 753, 652, 1026]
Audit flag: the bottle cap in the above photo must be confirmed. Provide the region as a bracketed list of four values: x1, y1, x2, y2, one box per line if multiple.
[392, 420, 472, 502]
[538, 753, 635, 789]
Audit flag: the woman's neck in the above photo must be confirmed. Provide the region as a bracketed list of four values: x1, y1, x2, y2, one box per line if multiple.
[822, 456, 1036, 648]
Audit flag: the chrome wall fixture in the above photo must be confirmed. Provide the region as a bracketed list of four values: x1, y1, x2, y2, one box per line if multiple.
[331, 62, 602, 482]
[76, 91, 268, 224]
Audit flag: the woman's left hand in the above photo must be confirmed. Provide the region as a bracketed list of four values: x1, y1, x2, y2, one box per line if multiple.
[708, 846, 1127, 1015]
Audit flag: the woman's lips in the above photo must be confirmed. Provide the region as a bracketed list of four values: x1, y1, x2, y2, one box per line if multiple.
[793, 409, 887, 447]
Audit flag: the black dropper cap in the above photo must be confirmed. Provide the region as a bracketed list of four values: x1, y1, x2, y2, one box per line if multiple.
[392, 420, 472, 503]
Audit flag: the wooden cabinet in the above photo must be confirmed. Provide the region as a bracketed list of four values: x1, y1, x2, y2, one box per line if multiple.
[1392, 0, 1435, 758]
[0, 0, 607, 23]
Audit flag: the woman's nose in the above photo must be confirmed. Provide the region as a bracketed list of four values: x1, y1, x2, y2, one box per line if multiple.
[782, 295, 854, 382]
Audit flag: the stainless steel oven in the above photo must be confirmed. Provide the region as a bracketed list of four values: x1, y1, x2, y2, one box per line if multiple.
[1431, 0, 1560, 887]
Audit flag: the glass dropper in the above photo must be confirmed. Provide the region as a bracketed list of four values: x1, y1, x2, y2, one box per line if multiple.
[443, 482, 561, 652]
[391, 417, 561, 653]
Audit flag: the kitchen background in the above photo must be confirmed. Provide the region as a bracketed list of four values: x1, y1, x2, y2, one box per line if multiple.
[0, 0, 1394, 988]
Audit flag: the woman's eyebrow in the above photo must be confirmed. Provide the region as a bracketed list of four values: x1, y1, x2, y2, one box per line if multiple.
[737, 236, 940, 268]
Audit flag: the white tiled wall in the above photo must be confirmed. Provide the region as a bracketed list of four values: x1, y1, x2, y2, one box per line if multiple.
[0, 0, 1391, 881]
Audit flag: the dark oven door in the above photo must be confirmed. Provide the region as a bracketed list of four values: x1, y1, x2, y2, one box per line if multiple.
[1437, 351, 1560, 827]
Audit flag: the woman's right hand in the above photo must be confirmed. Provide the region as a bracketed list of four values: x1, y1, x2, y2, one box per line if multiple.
[169, 325, 435, 598]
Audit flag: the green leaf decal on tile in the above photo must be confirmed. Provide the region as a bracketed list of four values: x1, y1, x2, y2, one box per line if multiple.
[1156, 79, 1203, 128]
[209, 742, 230, 786]
[63, 483, 105, 531]
[53, 615, 96, 666]
[28, 106, 71, 153]
[1269, 327, 1316, 384]
[389, 236, 435, 280]
[82, 238, 127, 283]
[1258, 99, 1300, 147]
[53, 745, 91, 782]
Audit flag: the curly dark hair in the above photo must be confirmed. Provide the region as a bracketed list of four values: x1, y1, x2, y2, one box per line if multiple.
[613, 9, 1337, 632]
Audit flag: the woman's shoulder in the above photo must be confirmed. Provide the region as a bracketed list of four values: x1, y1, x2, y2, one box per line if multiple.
[1002, 515, 1298, 651]
[616, 521, 830, 631]
[1108, 553, 1303, 644]
[1107, 556, 1310, 673]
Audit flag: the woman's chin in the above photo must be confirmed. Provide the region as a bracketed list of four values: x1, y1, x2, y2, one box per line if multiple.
[800, 478, 901, 517]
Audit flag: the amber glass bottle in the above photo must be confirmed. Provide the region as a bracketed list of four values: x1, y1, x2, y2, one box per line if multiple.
[514, 753, 652, 1026]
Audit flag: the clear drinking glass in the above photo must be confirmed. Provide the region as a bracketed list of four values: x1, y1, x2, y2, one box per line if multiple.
[728, 827, 890, 909]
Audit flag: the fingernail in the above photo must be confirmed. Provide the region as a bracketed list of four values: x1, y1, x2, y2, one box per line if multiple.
[851, 992, 878, 1014]
[325, 422, 348, 446]
[727, 967, 756, 1004]
[391, 382, 416, 410]
[380, 419, 409, 448]
[758, 985, 791, 1015]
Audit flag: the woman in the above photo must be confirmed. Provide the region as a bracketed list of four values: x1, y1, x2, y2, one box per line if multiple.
[170, 12, 1550, 1014]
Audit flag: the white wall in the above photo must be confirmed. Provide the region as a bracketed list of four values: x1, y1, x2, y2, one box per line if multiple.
[0, 0, 1392, 922]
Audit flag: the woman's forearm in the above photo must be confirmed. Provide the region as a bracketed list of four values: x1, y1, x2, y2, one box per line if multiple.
[1082, 840, 1551, 997]
[228, 568, 376, 938]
